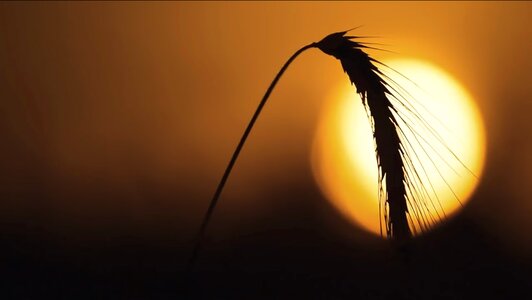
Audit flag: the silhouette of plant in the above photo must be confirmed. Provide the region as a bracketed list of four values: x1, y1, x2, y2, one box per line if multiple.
[187, 29, 469, 272]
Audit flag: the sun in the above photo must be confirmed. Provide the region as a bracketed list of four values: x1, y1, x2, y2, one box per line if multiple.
[311, 58, 486, 236]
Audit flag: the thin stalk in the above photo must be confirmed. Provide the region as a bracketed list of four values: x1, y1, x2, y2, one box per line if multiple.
[186, 42, 316, 274]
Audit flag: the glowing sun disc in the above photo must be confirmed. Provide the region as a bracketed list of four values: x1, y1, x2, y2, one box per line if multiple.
[311, 58, 486, 236]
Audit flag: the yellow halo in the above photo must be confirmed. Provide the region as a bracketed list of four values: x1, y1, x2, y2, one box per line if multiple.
[311, 58, 486, 236]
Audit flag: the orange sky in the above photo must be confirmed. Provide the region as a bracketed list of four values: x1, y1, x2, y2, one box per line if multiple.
[0, 2, 531, 255]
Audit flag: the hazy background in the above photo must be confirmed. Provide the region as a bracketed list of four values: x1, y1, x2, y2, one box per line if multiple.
[0, 2, 531, 298]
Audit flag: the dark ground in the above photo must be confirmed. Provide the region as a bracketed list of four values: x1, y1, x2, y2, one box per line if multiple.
[2, 214, 531, 300]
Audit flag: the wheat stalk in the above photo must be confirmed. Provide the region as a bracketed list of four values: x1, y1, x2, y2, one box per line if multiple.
[315, 30, 412, 239]
[186, 42, 315, 273]
[186, 29, 465, 272]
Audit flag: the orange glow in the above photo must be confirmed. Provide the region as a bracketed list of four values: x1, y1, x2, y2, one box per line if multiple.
[312, 59, 487, 236]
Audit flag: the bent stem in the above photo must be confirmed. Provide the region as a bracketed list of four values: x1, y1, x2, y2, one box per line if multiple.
[186, 42, 316, 274]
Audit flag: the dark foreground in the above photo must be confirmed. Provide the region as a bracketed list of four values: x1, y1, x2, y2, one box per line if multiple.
[2, 216, 531, 300]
